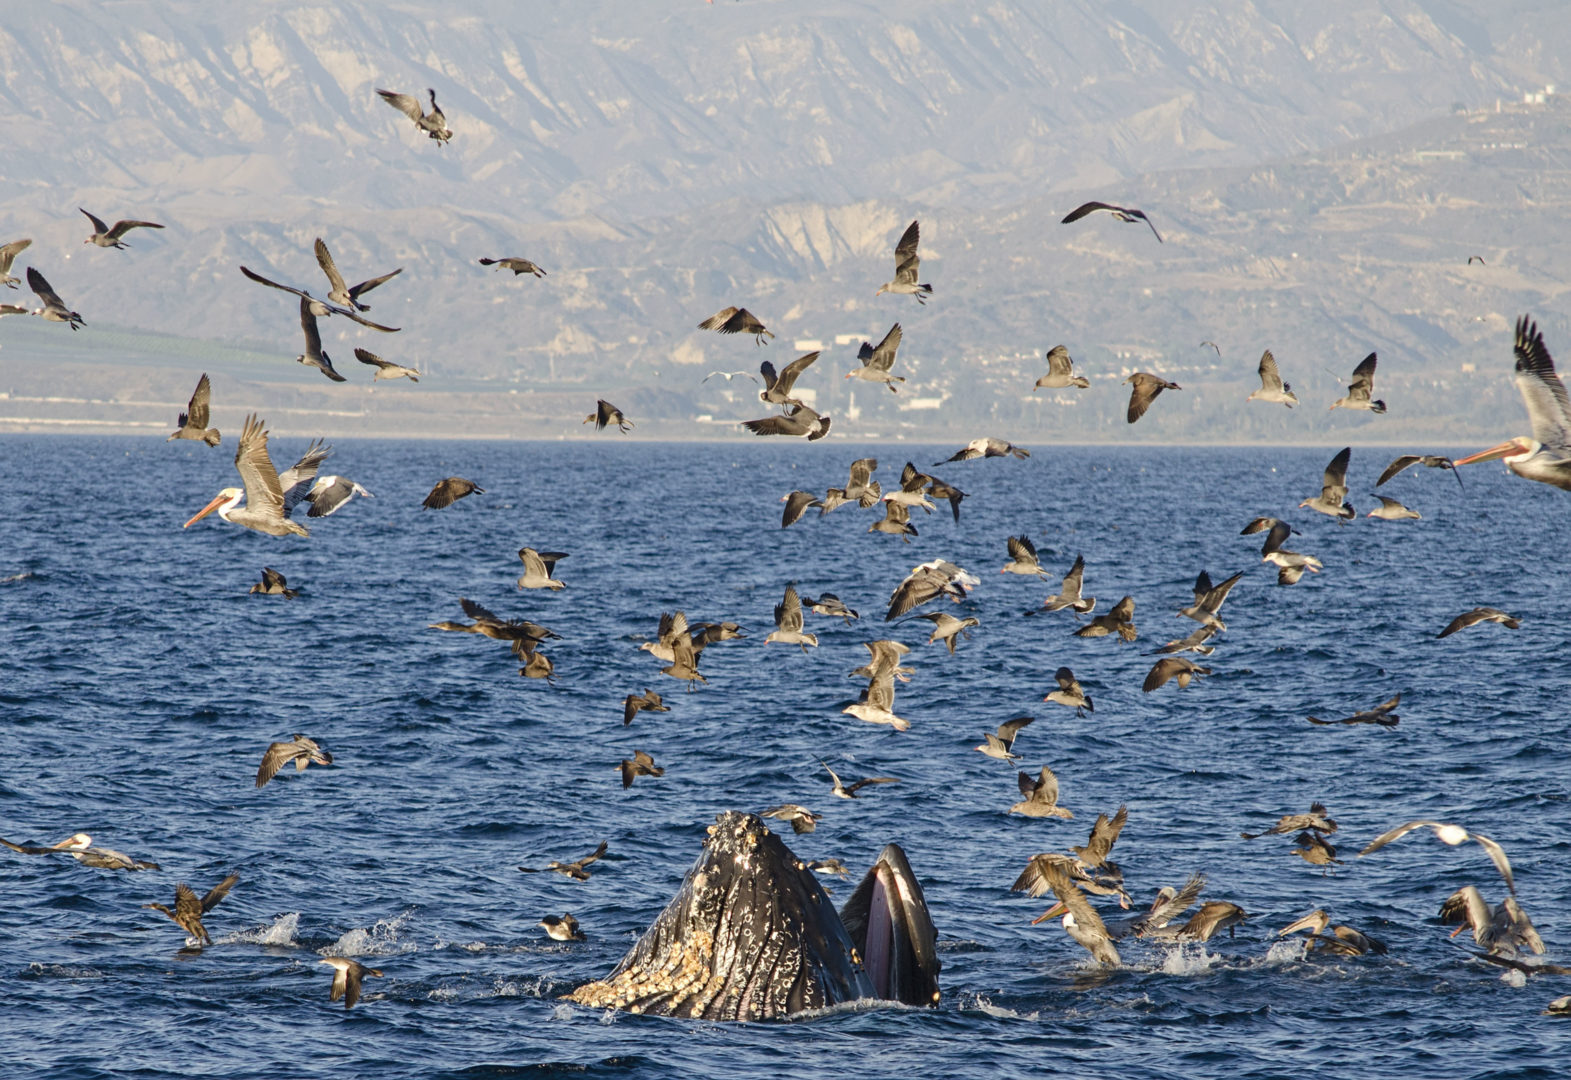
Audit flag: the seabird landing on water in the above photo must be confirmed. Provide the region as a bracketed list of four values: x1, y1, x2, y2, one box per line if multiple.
[518, 840, 609, 882]
[1330, 352, 1386, 413]
[1247, 350, 1297, 407]
[1278, 910, 1385, 956]
[1440, 886, 1543, 957]
[168, 373, 221, 445]
[975, 716, 1034, 763]
[479, 257, 545, 277]
[1123, 373, 1180, 423]
[847, 323, 905, 392]
[539, 914, 586, 942]
[376, 87, 452, 144]
[142, 874, 239, 946]
[249, 567, 297, 599]
[876, 220, 932, 304]
[1061, 200, 1163, 243]
[698, 306, 773, 345]
[80, 208, 163, 249]
[256, 735, 333, 788]
[422, 477, 484, 509]
[314, 239, 402, 311]
[1009, 765, 1074, 819]
[320, 957, 383, 1009]
[1043, 666, 1093, 717]
[1437, 607, 1521, 638]
[1454, 315, 1571, 490]
[1034, 345, 1089, 390]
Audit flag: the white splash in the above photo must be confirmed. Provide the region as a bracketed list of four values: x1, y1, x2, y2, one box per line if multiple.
[1262, 940, 1306, 966]
[321, 908, 419, 957]
[959, 991, 1040, 1021]
[1158, 942, 1219, 975]
[223, 912, 299, 946]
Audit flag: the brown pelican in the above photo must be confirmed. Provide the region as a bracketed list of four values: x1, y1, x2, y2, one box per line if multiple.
[24, 267, 84, 328]
[1241, 803, 1337, 839]
[1074, 596, 1136, 641]
[1257, 519, 1321, 584]
[1029, 554, 1096, 617]
[1291, 831, 1341, 869]
[320, 957, 383, 1009]
[976, 716, 1034, 763]
[698, 306, 773, 344]
[1142, 656, 1211, 693]
[759, 352, 818, 407]
[1123, 373, 1180, 423]
[1441, 886, 1543, 956]
[256, 735, 333, 788]
[743, 404, 830, 440]
[802, 593, 858, 623]
[1034, 345, 1089, 390]
[1148, 900, 1248, 943]
[539, 914, 585, 941]
[430, 598, 557, 650]
[1307, 694, 1401, 727]
[1278, 910, 1386, 955]
[846, 323, 905, 392]
[585, 399, 634, 433]
[304, 475, 372, 518]
[143, 874, 239, 946]
[168, 373, 220, 445]
[1104, 873, 1207, 939]
[914, 611, 979, 654]
[293, 298, 347, 382]
[760, 804, 821, 834]
[765, 584, 818, 652]
[249, 567, 298, 599]
[822, 457, 881, 512]
[875, 220, 932, 304]
[1437, 607, 1521, 638]
[1330, 352, 1386, 413]
[849, 639, 913, 683]
[519, 841, 609, 881]
[1455, 316, 1571, 490]
[184, 415, 329, 537]
[376, 87, 452, 144]
[937, 437, 1029, 465]
[1248, 350, 1297, 407]
[238, 265, 400, 332]
[620, 750, 664, 789]
[1001, 535, 1048, 577]
[1043, 666, 1093, 716]
[1300, 447, 1354, 519]
[1367, 495, 1420, 521]
[80, 208, 163, 248]
[1152, 624, 1217, 656]
[1024, 860, 1120, 966]
[1010, 765, 1074, 819]
[1061, 200, 1162, 243]
[478, 257, 545, 277]
[0, 237, 30, 288]
[517, 548, 568, 590]
[1377, 454, 1461, 491]
[868, 499, 918, 541]
[422, 477, 484, 509]
[1360, 821, 1516, 893]
[842, 672, 908, 730]
[354, 348, 420, 382]
[822, 760, 900, 799]
[885, 560, 978, 620]
[1, 832, 159, 871]
[622, 688, 669, 726]
[314, 238, 401, 311]
[1177, 569, 1244, 630]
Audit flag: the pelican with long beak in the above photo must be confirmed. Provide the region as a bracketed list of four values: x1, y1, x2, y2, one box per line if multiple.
[1454, 315, 1571, 491]
[184, 415, 328, 537]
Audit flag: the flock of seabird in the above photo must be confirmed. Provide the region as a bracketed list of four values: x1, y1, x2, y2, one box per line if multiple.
[3, 84, 1568, 1022]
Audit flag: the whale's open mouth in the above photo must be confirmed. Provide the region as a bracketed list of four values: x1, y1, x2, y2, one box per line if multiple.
[840, 842, 941, 1006]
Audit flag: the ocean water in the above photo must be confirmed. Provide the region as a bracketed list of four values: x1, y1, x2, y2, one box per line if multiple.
[1, 435, 1568, 1080]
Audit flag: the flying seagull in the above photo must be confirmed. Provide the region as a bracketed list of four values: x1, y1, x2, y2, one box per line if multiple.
[294, 298, 348, 382]
[479, 257, 546, 277]
[1034, 345, 1089, 390]
[518, 840, 609, 882]
[1300, 447, 1354, 519]
[314, 238, 402, 310]
[822, 760, 900, 799]
[1367, 495, 1420, 521]
[1123, 373, 1180, 423]
[422, 477, 484, 509]
[847, 323, 905, 392]
[742, 403, 830, 440]
[584, 400, 634, 433]
[1028, 554, 1096, 618]
[1330, 352, 1386, 413]
[1042, 666, 1093, 716]
[1142, 657, 1211, 693]
[1359, 821, 1516, 894]
[1061, 200, 1163, 242]
[1248, 350, 1297, 407]
[249, 567, 298, 599]
[0, 237, 30, 288]
[781, 490, 823, 527]
[256, 735, 333, 788]
[80, 208, 163, 249]
[622, 689, 669, 726]
[516, 547, 568, 590]
[1010, 765, 1074, 819]
[238, 265, 399, 332]
[937, 437, 1029, 465]
[168, 373, 220, 446]
[758, 352, 818, 407]
[320, 957, 383, 1010]
[1437, 607, 1521, 638]
[1177, 569, 1245, 631]
[1306, 694, 1401, 727]
[24, 267, 84, 329]
[976, 716, 1034, 763]
[698, 306, 773, 345]
[875, 219, 932, 303]
[376, 87, 452, 144]
[354, 347, 420, 382]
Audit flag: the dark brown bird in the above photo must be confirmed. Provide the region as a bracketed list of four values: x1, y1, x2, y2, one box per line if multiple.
[1438, 608, 1521, 638]
[1377, 453, 1462, 491]
[314, 238, 402, 311]
[168, 373, 220, 445]
[1142, 657, 1211, 693]
[1307, 694, 1401, 727]
[622, 689, 669, 726]
[256, 735, 332, 788]
[320, 956, 383, 1010]
[1061, 200, 1163, 242]
[1240, 803, 1337, 839]
[1074, 596, 1137, 641]
[584, 400, 633, 433]
[479, 257, 546, 277]
[781, 490, 823, 527]
[1124, 373, 1180, 423]
[518, 840, 609, 881]
[422, 477, 484, 509]
[759, 352, 818, 407]
[699, 306, 773, 344]
[142, 874, 239, 946]
[249, 567, 297, 599]
[620, 750, 664, 789]
[1291, 831, 1341, 869]
[80, 208, 163, 248]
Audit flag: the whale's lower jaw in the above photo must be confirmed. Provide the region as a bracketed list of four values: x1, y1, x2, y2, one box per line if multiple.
[841, 843, 942, 1007]
[566, 811, 875, 1020]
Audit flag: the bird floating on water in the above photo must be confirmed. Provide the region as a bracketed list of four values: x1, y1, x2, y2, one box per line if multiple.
[1454, 316, 1571, 490]
[1061, 200, 1163, 243]
[376, 87, 452, 145]
[875, 220, 932, 304]
[1278, 910, 1385, 956]
[168, 373, 220, 446]
[80, 208, 163, 249]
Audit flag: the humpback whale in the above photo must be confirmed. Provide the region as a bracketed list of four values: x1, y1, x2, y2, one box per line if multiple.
[566, 811, 939, 1020]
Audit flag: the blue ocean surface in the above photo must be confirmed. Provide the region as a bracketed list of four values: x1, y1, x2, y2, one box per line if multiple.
[1, 435, 1568, 1080]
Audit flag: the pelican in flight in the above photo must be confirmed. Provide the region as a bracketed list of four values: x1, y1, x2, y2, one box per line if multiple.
[1, 832, 160, 870]
[80, 208, 163, 248]
[1300, 447, 1354, 519]
[184, 415, 329, 537]
[1330, 352, 1386, 413]
[1034, 345, 1089, 390]
[1359, 821, 1516, 893]
[1061, 200, 1162, 243]
[1247, 350, 1297, 407]
[1441, 886, 1543, 957]
[1024, 860, 1120, 966]
[875, 219, 932, 303]
[376, 87, 452, 145]
[847, 323, 905, 392]
[168, 373, 220, 446]
[1455, 315, 1571, 490]
[1123, 373, 1180, 423]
